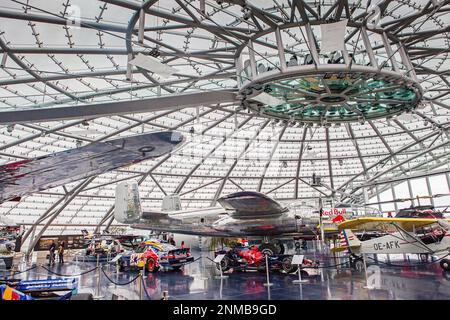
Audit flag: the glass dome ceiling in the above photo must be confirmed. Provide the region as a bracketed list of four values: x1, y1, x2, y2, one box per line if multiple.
[0, 0, 449, 242]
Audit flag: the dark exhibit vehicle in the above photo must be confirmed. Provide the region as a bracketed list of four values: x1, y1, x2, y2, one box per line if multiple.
[396, 205, 444, 219]
[214, 244, 319, 274]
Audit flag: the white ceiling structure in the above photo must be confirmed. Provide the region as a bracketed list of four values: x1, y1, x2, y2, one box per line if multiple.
[0, 0, 449, 244]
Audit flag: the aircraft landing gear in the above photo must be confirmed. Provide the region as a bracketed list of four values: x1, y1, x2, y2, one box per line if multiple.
[349, 255, 364, 272]
[440, 259, 450, 271]
[259, 240, 285, 256]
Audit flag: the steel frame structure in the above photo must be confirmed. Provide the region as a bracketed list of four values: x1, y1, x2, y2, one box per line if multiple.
[0, 0, 448, 237]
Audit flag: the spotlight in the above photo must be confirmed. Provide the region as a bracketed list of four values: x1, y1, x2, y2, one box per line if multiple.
[358, 116, 365, 125]
[242, 6, 251, 20]
[82, 120, 89, 127]
[6, 125, 14, 133]
[148, 48, 160, 58]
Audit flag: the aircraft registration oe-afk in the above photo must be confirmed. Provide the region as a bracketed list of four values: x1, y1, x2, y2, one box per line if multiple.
[0, 131, 184, 204]
[114, 181, 371, 254]
[332, 217, 450, 271]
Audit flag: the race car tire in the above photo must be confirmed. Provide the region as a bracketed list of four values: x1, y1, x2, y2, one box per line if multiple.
[281, 256, 298, 274]
[440, 259, 450, 271]
[353, 259, 364, 272]
[146, 258, 160, 273]
[216, 256, 231, 272]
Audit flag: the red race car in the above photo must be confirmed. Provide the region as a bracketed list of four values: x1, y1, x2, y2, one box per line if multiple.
[119, 240, 194, 272]
[214, 244, 319, 274]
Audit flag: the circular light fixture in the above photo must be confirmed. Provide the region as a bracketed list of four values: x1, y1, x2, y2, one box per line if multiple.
[242, 70, 421, 123]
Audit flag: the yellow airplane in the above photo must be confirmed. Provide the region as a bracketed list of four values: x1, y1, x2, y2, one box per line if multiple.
[332, 217, 450, 271]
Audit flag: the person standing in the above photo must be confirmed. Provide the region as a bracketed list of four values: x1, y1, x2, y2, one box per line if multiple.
[58, 241, 65, 264]
[48, 240, 56, 266]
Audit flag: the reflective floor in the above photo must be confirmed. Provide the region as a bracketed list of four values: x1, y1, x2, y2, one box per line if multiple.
[8, 251, 450, 300]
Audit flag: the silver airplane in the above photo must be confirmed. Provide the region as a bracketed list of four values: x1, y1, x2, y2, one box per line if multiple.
[114, 181, 337, 254]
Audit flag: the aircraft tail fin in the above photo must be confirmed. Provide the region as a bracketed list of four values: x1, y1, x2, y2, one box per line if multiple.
[161, 194, 182, 211]
[115, 181, 142, 224]
[331, 229, 361, 253]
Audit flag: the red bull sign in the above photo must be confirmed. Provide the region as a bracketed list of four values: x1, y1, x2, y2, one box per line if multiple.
[322, 208, 347, 216]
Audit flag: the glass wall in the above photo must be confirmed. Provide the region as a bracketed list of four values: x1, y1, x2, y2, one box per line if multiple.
[368, 173, 450, 216]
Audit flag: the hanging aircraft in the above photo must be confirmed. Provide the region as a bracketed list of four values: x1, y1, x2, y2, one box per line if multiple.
[114, 181, 380, 254]
[332, 217, 450, 271]
[0, 131, 184, 204]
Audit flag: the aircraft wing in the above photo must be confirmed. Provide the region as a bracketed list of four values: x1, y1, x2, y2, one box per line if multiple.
[217, 191, 288, 218]
[142, 206, 226, 220]
[0, 131, 184, 203]
[338, 217, 450, 232]
[331, 246, 360, 253]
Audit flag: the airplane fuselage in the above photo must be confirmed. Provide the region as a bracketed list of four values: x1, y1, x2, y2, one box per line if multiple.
[353, 231, 450, 255]
[131, 210, 322, 238]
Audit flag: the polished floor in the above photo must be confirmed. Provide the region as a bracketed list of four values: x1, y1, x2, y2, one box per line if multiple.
[7, 251, 450, 300]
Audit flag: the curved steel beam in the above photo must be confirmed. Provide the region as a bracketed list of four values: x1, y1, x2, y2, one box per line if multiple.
[0, 90, 237, 125]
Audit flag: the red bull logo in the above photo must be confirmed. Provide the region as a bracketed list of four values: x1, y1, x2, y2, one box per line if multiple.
[332, 214, 345, 224]
[322, 208, 347, 216]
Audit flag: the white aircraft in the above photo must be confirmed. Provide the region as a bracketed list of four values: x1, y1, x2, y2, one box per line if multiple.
[333, 217, 450, 271]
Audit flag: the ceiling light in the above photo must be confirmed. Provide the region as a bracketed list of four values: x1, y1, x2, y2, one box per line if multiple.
[128, 53, 178, 79]
[148, 48, 160, 58]
[358, 116, 365, 124]
[242, 7, 251, 20]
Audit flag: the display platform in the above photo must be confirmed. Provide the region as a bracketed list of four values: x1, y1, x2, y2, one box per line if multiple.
[6, 250, 450, 300]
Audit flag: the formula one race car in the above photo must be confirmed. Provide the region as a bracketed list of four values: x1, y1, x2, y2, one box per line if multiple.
[214, 244, 319, 274]
[118, 239, 194, 272]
